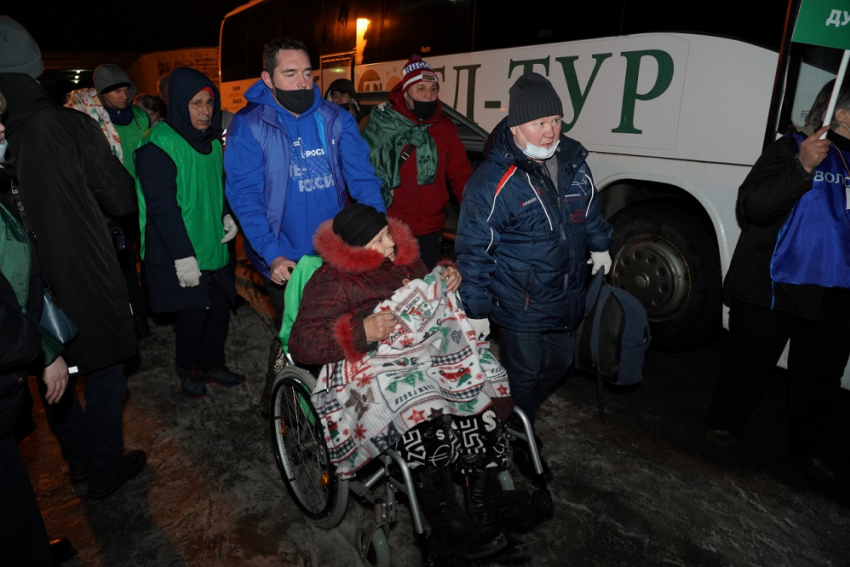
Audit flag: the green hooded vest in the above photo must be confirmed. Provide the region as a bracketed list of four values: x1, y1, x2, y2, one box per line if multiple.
[136, 122, 228, 271]
[114, 105, 149, 178]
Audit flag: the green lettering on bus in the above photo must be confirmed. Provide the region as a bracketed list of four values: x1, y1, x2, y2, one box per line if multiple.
[555, 53, 612, 132]
[452, 64, 482, 121]
[613, 49, 674, 134]
[508, 56, 551, 78]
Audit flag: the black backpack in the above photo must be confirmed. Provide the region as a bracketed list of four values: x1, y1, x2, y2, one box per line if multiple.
[575, 271, 651, 416]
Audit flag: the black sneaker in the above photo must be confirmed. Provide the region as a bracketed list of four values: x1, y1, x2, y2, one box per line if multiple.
[177, 366, 206, 398]
[802, 458, 836, 483]
[49, 538, 76, 565]
[68, 460, 88, 482]
[88, 449, 147, 499]
[704, 428, 734, 450]
[202, 365, 246, 388]
[134, 316, 151, 339]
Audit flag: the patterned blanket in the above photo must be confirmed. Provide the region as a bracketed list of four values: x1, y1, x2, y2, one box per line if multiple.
[312, 267, 511, 477]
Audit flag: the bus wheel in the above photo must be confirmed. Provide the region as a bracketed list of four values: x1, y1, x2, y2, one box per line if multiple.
[607, 201, 721, 351]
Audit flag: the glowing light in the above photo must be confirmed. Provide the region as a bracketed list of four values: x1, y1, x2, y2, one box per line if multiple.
[355, 18, 370, 65]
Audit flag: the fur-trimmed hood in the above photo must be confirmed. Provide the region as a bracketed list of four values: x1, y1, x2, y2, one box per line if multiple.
[313, 217, 420, 273]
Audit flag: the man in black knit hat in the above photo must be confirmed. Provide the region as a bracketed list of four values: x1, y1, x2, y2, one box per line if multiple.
[456, 73, 613, 472]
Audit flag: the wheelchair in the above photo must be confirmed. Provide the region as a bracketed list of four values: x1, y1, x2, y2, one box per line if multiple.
[268, 359, 546, 567]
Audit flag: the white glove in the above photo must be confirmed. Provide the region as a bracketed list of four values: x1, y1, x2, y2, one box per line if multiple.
[468, 318, 491, 340]
[175, 256, 201, 288]
[588, 250, 612, 276]
[221, 214, 238, 243]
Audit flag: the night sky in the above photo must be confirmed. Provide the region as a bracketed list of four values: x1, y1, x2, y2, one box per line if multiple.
[6, 1, 245, 52]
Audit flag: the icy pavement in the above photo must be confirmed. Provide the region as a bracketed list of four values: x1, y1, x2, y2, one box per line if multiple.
[21, 264, 850, 566]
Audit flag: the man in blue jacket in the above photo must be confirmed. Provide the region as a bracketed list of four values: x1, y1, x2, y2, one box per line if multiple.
[224, 37, 384, 326]
[456, 73, 613, 431]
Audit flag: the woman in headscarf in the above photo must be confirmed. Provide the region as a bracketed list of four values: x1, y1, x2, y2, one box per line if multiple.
[135, 67, 244, 398]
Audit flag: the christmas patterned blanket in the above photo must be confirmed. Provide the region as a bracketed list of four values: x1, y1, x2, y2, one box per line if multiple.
[312, 267, 511, 477]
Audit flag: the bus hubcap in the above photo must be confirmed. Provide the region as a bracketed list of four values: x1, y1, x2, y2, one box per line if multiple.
[611, 236, 689, 319]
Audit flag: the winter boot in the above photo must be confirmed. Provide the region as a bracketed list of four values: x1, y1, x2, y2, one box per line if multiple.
[465, 468, 531, 563]
[413, 464, 506, 560]
[176, 366, 206, 398]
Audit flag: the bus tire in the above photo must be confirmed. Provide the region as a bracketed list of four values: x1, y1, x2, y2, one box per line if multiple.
[607, 201, 721, 351]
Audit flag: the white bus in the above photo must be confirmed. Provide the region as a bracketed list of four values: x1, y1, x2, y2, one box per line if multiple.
[219, 0, 846, 362]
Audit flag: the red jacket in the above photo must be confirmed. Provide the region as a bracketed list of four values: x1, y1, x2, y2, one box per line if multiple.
[384, 89, 473, 236]
[289, 219, 428, 365]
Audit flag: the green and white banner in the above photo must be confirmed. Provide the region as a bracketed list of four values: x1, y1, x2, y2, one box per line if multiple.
[792, 0, 850, 50]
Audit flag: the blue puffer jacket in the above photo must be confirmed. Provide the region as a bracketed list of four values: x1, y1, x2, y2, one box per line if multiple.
[456, 118, 613, 332]
[224, 81, 384, 278]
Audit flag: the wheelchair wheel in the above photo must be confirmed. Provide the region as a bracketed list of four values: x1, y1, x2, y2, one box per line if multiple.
[269, 367, 349, 528]
[357, 523, 391, 567]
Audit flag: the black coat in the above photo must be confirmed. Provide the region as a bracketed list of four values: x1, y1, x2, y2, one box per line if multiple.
[0, 188, 47, 441]
[0, 73, 137, 373]
[723, 130, 850, 319]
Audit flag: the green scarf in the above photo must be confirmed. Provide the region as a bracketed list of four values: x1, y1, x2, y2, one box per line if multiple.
[362, 103, 437, 208]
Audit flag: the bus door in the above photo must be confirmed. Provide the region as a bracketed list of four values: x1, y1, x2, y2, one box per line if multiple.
[318, 52, 355, 97]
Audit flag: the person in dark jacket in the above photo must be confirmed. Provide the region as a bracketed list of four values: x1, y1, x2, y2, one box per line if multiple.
[135, 67, 245, 398]
[456, 73, 613, 429]
[0, 88, 76, 567]
[0, 16, 146, 500]
[66, 64, 152, 339]
[362, 55, 473, 270]
[324, 78, 365, 124]
[705, 77, 850, 483]
[289, 204, 551, 563]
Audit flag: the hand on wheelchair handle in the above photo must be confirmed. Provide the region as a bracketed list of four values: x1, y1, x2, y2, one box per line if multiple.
[364, 313, 395, 342]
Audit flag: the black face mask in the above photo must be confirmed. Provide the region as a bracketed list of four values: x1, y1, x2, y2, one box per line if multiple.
[274, 87, 314, 115]
[410, 99, 438, 120]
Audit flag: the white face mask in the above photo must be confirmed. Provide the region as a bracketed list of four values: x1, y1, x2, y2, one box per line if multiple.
[0, 139, 7, 164]
[518, 127, 559, 160]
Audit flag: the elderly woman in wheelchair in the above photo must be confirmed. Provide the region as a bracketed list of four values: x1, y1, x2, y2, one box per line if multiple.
[278, 204, 551, 564]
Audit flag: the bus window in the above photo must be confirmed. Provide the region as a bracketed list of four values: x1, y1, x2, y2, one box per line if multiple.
[220, 10, 249, 83]
[245, 0, 283, 77]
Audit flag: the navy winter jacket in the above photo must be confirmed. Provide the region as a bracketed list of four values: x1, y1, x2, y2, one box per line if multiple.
[456, 118, 613, 332]
[224, 81, 384, 278]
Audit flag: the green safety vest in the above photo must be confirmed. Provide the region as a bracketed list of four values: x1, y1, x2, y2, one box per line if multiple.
[136, 122, 228, 271]
[114, 105, 149, 178]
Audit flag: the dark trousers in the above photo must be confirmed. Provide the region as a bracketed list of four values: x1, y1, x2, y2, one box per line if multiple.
[260, 273, 286, 330]
[37, 364, 127, 483]
[416, 230, 443, 272]
[0, 436, 52, 567]
[499, 327, 574, 425]
[706, 292, 850, 458]
[174, 277, 231, 372]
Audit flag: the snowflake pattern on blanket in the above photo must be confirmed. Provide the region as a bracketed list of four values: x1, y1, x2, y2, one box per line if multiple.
[311, 266, 511, 477]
